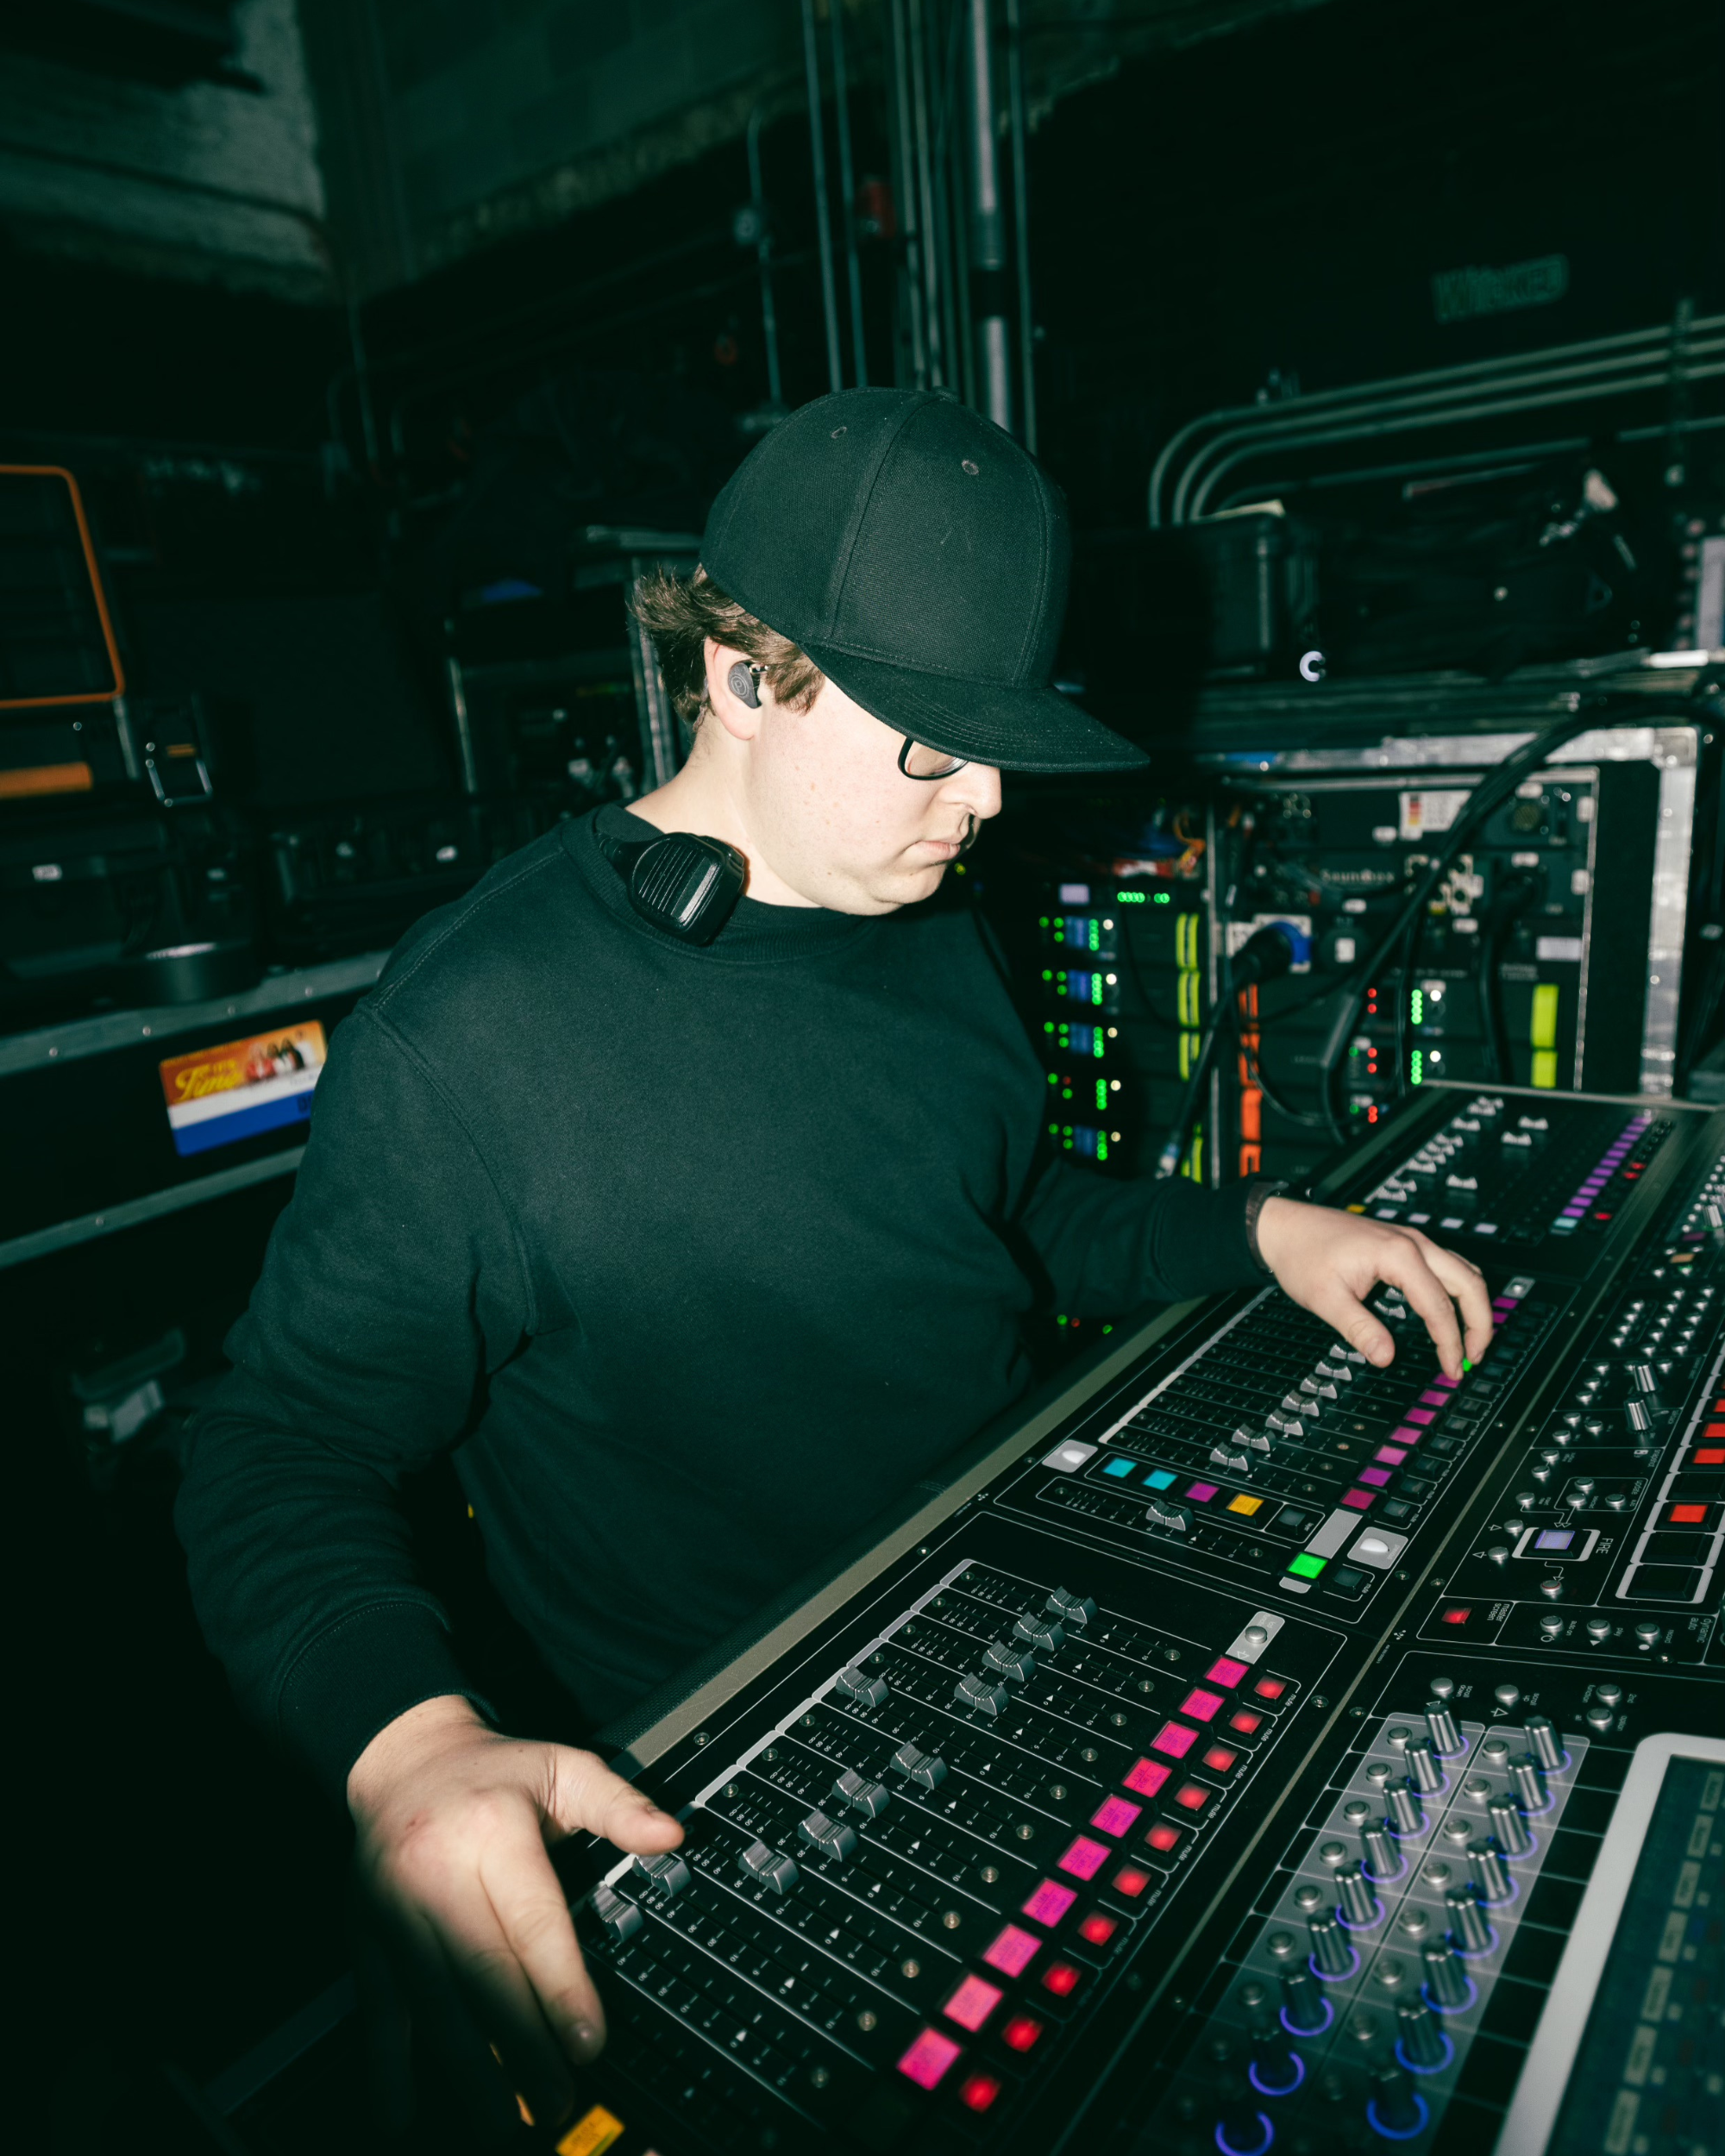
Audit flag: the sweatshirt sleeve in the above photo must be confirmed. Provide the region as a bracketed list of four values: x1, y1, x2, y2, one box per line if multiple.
[1017, 1156, 1266, 1315]
[174, 1003, 532, 1802]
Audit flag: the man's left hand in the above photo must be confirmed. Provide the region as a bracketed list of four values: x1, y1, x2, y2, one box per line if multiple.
[1254, 1198, 1492, 1380]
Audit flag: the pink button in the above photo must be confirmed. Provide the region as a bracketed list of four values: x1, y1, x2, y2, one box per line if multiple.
[1389, 1426, 1421, 1445]
[1090, 1796, 1143, 1837]
[1123, 1757, 1170, 1797]
[1358, 1466, 1392, 1487]
[1374, 1445, 1408, 1464]
[943, 1974, 1003, 2032]
[982, 1924, 1041, 1977]
[1151, 1721, 1197, 1758]
[1341, 1488, 1375, 1510]
[1405, 1407, 1435, 1426]
[1179, 1687, 1224, 1723]
[1418, 1388, 1448, 1407]
[1185, 1482, 1219, 1502]
[1057, 1835, 1110, 1880]
[1020, 1879, 1076, 1926]
[1206, 1656, 1250, 1687]
[899, 2027, 963, 2089]
[1431, 1375, 1458, 1390]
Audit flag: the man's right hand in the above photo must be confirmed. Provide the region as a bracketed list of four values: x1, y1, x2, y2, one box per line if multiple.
[348, 1693, 685, 2139]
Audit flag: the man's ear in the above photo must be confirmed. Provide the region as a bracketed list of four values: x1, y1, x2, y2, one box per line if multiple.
[704, 638, 766, 742]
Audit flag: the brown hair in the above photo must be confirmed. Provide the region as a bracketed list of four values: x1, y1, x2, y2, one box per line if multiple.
[630, 566, 825, 731]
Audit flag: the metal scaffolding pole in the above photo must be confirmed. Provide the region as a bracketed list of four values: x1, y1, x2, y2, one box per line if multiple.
[964, 0, 1012, 431]
[830, 0, 869, 389]
[800, 0, 844, 395]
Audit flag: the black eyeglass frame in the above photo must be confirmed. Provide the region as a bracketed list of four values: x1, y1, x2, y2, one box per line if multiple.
[897, 736, 971, 780]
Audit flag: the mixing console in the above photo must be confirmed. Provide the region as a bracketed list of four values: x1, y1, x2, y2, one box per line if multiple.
[549, 1083, 1725, 2156]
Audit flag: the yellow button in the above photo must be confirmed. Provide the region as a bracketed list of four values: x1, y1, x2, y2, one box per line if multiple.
[558, 2106, 625, 2156]
[1346, 1203, 1366, 1213]
[1227, 1494, 1263, 1516]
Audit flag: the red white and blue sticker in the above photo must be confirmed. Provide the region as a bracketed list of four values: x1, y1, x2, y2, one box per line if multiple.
[158, 1023, 327, 1158]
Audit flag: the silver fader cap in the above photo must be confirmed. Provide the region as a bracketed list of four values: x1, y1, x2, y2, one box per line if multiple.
[738, 1840, 800, 1895]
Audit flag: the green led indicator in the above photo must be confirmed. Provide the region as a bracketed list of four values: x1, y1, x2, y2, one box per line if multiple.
[1093, 1033, 1104, 1058]
[1091, 976, 1103, 1006]
[1288, 1553, 1327, 1580]
[1153, 891, 1170, 904]
[1095, 1135, 1108, 1161]
[1095, 1078, 1107, 1110]
[1411, 989, 1424, 1025]
[1411, 1050, 1424, 1085]
[1088, 921, 1100, 950]
[1462, 1357, 1473, 1372]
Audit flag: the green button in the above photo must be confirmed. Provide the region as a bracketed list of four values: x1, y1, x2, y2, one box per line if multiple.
[1288, 1553, 1327, 1580]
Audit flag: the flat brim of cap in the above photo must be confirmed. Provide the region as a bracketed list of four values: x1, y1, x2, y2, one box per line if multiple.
[800, 642, 1151, 774]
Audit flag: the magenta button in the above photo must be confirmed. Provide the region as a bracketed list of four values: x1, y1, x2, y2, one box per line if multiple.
[1375, 1445, 1409, 1465]
[1419, 1388, 1448, 1407]
[1057, 1835, 1111, 1881]
[899, 2027, 963, 2089]
[1431, 1375, 1458, 1389]
[1185, 1482, 1219, 1502]
[1390, 1426, 1421, 1445]
[1358, 1466, 1393, 1487]
[1405, 1407, 1435, 1426]
[1341, 1489, 1375, 1511]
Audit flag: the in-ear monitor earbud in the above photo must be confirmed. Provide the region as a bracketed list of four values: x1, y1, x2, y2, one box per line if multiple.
[728, 661, 762, 709]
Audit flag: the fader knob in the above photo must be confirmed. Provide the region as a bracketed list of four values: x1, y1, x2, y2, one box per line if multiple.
[1369, 2064, 1427, 2137]
[1424, 1701, 1463, 1755]
[1509, 1752, 1548, 1810]
[1308, 1908, 1353, 1977]
[1335, 1862, 1381, 1927]
[1362, 1822, 1400, 1879]
[1523, 1714, 1564, 1771]
[1386, 1782, 1425, 1835]
[1421, 1940, 1470, 2009]
[1467, 1838, 1514, 1903]
[1396, 1996, 1448, 2071]
[1404, 1736, 1444, 1794]
[1280, 1965, 1328, 2034]
[1445, 1884, 1493, 1953]
[1489, 1795, 1534, 1857]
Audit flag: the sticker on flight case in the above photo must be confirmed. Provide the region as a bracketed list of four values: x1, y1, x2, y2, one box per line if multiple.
[158, 1023, 328, 1158]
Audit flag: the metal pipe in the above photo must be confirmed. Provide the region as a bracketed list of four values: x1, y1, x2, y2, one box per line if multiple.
[1172, 329, 1725, 523]
[745, 110, 785, 411]
[1148, 312, 1725, 524]
[800, 0, 844, 395]
[830, 0, 869, 389]
[1186, 356, 1725, 521]
[931, 0, 968, 406]
[907, 0, 946, 386]
[886, 0, 929, 386]
[964, 0, 1011, 430]
[1003, 0, 1036, 453]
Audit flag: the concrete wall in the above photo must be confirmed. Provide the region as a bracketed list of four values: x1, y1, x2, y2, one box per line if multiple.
[0, 0, 332, 302]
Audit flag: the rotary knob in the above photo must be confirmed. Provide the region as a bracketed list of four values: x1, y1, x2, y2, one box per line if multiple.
[1404, 1735, 1444, 1794]
[1386, 1782, 1425, 1835]
[1396, 1996, 1449, 2071]
[1308, 1908, 1353, 1977]
[1421, 1938, 1470, 2010]
[1489, 1794, 1534, 1856]
[1445, 1883, 1493, 1953]
[1362, 1821, 1401, 1878]
[1335, 1861, 1381, 1927]
[1424, 1701, 1463, 1755]
[1280, 1965, 1328, 2034]
[1509, 1752, 1548, 1809]
[1369, 2063, 1427, 2138]
[1468, 1838, 1514, 1903]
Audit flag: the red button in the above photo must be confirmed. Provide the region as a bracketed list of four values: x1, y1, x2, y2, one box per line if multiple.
[1173, 1782, 1210, 1812]
[1228, 1709, 1264, 1736]
[1112, 1864, 1151, 1897]
[1669, 1502, 1708, 1524]
[1696, 1449, 1725, 1464]
[959, 2072, 1001, 2114]
[1145, 1821, 1182, 1852]
[1001, 2015, 1044, 2053]
[1252, 1677, 1287, 1700]
[1440, 1607, 1471, 1626]
[1041, 1959, 1082, 1997]
[1202, 1744, 1239, 1773]
[1079, 1911, 1118, 1946]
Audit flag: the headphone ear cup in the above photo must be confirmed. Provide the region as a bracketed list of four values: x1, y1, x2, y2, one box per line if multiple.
[728, 661, 762, 709]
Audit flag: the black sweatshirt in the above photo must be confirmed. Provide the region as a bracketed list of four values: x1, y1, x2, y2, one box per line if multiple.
[176, 806, 1263, 1798]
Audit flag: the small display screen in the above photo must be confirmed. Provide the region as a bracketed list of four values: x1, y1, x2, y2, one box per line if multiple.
[158, 1023, 327, 1159]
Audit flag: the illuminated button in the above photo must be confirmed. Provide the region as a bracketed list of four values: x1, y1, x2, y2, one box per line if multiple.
[1341, 1489, 1377, 1510]
[1202, 1745, 1239, 1773]
[897, 2027, 962, 2090]
[1078, 1912, 1118, 1946]
[1000, 2015, 1044, 2053]
[1057, 1835, 1111, 1880]
[1253, 1677, 1288, 1700]
[1123, 1758, 1171, 1797]
[1143, 1468, 1177, 1489]
[1145, 1821, 1182, 1852]
[1186, 1482, 1220, 1502]
[1101, 1457, 1136, 1479]
[1207, 1656, 1251, 1687]
[982, 1924, 1041, 1977]
[942, 1974, 1002, 2032]
[1111, 1865, 1151, 1898]
[1440, 1607, 1471, 1626]
[1534, 1528, 1574, 1552]
[1288, 1554, 1327, 1581]
[1375, 1445, 1409, 1465]
[1021, 1879, 1076, 1926]
[1669, 1502, 1709, 1524]
[1696, 1448, 1725, 1464]
[1173, 1782, 1210, 1812]
[1228, 1709, 1264, 1736]
[1090, 1796, 1142, 1837]
[1151, 1721, 1197, 1758]
[958, 2072, 1001, 2114]
[1179, 1687, 1224, 1723]
[1227, 1494, 1264, 1516]
[1042, 1960, 1082, 1996]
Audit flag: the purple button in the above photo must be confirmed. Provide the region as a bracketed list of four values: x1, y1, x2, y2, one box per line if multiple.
[1358, 1466, 1393, 1487]
[1185, 1482, 1218, 1502]
[1419, 1388, 1448, 1407]
[1431, 1375, 1458, 1390]
[1405, 1407, 1435, 1426]
[1390, 1426, 1422, 1445]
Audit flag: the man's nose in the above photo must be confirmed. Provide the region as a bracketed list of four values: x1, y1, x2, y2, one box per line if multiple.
[949, 763, 1003, 821]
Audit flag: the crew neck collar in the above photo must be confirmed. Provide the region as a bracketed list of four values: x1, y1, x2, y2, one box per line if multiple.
[568, 804, 881, 960]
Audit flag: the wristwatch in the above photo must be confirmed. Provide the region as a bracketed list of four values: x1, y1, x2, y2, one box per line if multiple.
[1244, 1179, 1291, 1271]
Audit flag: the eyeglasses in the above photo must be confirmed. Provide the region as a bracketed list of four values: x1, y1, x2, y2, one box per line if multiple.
[898, 736, 971, 781]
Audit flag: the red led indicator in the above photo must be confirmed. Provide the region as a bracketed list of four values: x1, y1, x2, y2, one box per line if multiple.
[1440, 1608, 1471, 1626]
[1001, 2015, 1044, 2053]
[1252, 1677, 1288, 1700]
[1173, 1782, 1210, 1812]
[1696, 1448, 1725, 1464]
[1145, 1821, 1182, 1852]
[1041, 1960, 1082, 1997]
[1112, 1864, 1151, 1897]
[1202, 1745, 1239, 1773]
[958, 2072, 1001, 2115]
[1078, 1912, 1118, 1946]
[1228, 1709, 1264, 1736]
[1669, 1503, 1709, 1524]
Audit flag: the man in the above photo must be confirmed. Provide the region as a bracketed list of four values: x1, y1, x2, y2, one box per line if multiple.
[177, 388, 1490, 2139]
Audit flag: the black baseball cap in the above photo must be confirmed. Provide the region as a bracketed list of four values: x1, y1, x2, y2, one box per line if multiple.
[701, 388, 1149, 774]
